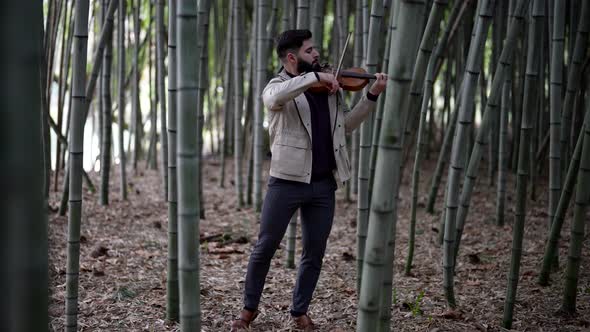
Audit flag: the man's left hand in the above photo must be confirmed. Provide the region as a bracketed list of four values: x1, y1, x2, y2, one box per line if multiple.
[368, 73, 388, 96]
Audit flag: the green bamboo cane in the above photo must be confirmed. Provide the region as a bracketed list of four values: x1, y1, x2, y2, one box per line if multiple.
[233, 0, 245, 208]
[157, 0, 168, 199]
[453, 0, 529, 263]
[442, 0, 496, 308]
[560, 83, 590, 314]
[368, 0, 398, 205]
[356, 0, 384, 295]
[356, 2, 426, 331]
[280, 0, 292, 31]
[357, 1, 398, 292]
[502, 1, 545, 328]
[54, 0, 72, 192]
[547, 0, 565, 269]
[218, 0, 233, 188]
[283, 0, 309, 269]
[538, 118, 585, 286]
[495, 61, 510, 226]
[132, 0, 141, 171]
[64, 1, 90, 330]
[253, 0, 271, 212]
[166, 0, 179, 321]
[350, 0, 363, 196]
[4, 2, 48, 330]
[559, 1, 589, 174]
[296, 0, 310, 29]
[100, 0, 114, 206]
[495, 0, 514, 226]
[81, 0, 119, 125]
[118, 0, 127, 201]
[176, 0, 202, 329]
[405, 0, 455, 276]
[197, 0, 211, 220]
[147, 3, 157, 171]
[377, 2, 429, 326]
[426, 91, 460, 215]
[310, 0, 325, 49]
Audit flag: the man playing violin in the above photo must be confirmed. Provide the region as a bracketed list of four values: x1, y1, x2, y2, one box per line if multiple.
[231, 29, 387, 331]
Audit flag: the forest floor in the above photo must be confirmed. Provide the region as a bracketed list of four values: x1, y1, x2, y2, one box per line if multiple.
[48, 157, 590, 331]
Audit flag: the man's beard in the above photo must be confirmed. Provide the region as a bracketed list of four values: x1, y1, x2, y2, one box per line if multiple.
[296, 57, 321, 74]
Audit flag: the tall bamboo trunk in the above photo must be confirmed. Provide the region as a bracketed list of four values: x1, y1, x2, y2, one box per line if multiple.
[442, 0, 495, 308]
[362, 0, 369, 62]
[100, 0, 114, 206]
[547, 0, 565, 269]
[64, 1, 90, 330]
[4, 2, 48, 330]
[310, 0, 325, 50]
[559, 1, 589, 175]
[157, 0, 168, 199]
[560, 84, 590, 314]
[452, 0, 528, 262]
[377, 4, 428, 329]
[54, 0, 72, 192]
[356, 2, 426, 331]
[117, 0, 128, 200]
[426, 86, 460, 216]
[233, 0, 245, 208]
[369, 1, 397, 207]
[132, 0, 141, 171]
[196, 0, 211, 220]
[405, 0, 452, 276]
[495, 58, 510, 226]
[45, 0, 65, 196]
[58, 4, 76, 174]
[296, 0, 309, 28]
[245, 4, 257, 207]
[176, 0, 201, 329]
[280, 0, 291, 31]
[284, 0, 311, 270]
[538, 113, 585, 286]
[218, 0, 233, 188]
[166, 0, 179, 321]
[350, 0, 364, 196]
[98, 2, 105, 172]
[147, 3, 158, 171]
[253, 0, 271, 213]
[356, 0, 384, 295]
[487, 0, 506, 186]
[502, 1, 544, 328]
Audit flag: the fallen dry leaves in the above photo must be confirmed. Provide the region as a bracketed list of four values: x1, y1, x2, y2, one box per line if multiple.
[48, 158, 589, 331]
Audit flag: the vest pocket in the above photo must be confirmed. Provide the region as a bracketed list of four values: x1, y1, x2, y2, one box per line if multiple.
[271, 135, 309, 176]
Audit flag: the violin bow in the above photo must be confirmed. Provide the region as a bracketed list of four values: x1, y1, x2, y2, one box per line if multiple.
[334, 32, 352, 79]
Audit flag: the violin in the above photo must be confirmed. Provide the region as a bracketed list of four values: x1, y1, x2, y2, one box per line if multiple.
[308, 63, 377, 93]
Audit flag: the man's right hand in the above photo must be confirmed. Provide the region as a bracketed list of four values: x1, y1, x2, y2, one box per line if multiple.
[317, 72, 340, 95]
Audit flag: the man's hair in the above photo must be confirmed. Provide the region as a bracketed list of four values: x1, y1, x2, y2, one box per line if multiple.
[276, 29, 312, 60]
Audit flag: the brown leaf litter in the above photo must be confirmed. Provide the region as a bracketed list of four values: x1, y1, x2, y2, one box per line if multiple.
[48, 158, 589, 331]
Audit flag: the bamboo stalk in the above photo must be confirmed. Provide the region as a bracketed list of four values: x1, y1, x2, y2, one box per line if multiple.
[64, 1, 90, 330]
[356, 1, 426, 330]
[176, 0, 202, 329]
[503, 1, 545, 328]
[166, 0, 179, 321]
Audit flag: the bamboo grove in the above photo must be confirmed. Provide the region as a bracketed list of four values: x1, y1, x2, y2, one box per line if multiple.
[7, 0, 590, 330]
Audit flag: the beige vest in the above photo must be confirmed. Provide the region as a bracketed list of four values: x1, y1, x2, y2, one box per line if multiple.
[262, 70, 377, 186]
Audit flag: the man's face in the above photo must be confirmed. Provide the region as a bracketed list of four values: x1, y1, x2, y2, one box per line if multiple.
[294, 39, 320, 73]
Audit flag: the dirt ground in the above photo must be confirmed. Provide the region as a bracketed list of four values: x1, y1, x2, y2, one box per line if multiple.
[48, 157, 590, 331]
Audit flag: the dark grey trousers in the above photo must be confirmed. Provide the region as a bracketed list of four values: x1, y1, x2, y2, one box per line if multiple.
[243, 176, 337, 315]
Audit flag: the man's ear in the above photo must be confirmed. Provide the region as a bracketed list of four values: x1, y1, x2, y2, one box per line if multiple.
[286, 52, 297, 65]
